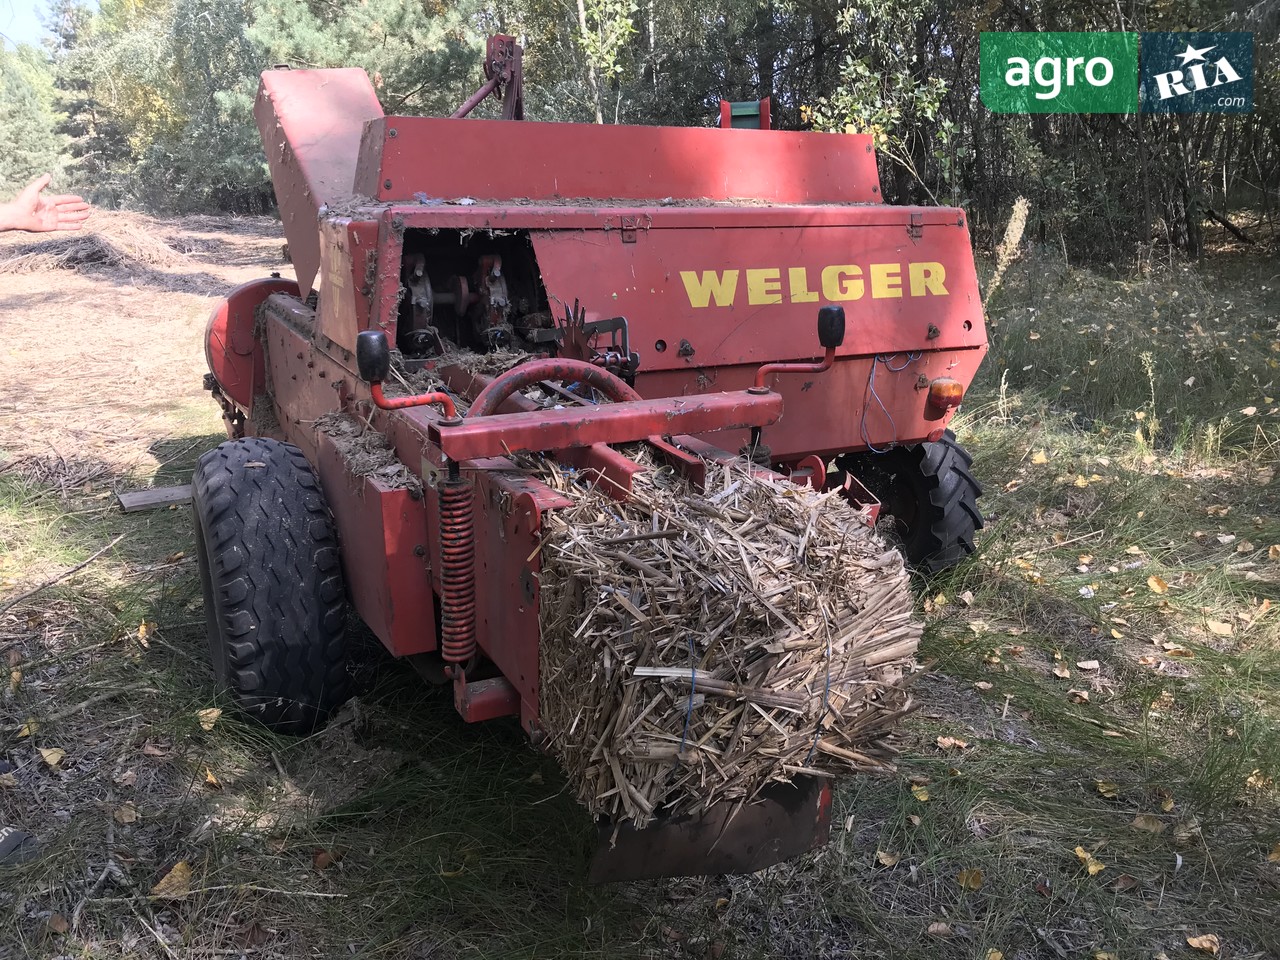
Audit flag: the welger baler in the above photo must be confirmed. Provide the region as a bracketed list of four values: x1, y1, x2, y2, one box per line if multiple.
[196, 36, 986, 879]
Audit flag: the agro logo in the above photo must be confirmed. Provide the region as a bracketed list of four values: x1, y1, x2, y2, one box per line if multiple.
[979, 33, 1138, 114]
[1141, 33, 1253, 113]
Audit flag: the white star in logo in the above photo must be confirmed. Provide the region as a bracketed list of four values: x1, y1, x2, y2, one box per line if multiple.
[1177, 43, 1215, 65]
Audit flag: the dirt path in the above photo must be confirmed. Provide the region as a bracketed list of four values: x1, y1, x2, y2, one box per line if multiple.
[0, 215, 283, 472]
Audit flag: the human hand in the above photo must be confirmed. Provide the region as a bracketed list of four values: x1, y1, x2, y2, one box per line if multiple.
[0, 174, 92, 233]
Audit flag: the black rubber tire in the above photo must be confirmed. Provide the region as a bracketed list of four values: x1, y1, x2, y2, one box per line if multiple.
[191, 437, 350, 735]
[836, 430, 983, 575]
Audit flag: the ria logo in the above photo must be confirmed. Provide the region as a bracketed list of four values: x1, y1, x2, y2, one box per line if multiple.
[1152, 42, 1241, 99]
[1141, 33, 1253, 113]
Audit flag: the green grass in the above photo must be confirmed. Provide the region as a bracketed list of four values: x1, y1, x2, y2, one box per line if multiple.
[2, 241, 1279, 958]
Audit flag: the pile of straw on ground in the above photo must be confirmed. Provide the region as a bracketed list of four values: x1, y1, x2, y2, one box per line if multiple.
[537, 458, 920, 827]
[0, 212, 188, 274]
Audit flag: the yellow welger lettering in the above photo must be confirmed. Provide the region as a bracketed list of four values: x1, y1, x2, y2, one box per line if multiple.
[745, 268, 783, 305]
[870, 263, 903, 299]
[909, 261, 948, 296]
[788, 267, 818, 303]
[821, 264, 864, 301]
[680, 270, 739, 308]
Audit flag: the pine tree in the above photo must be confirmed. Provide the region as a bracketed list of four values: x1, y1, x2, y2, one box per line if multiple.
[0, 47, 64, 193]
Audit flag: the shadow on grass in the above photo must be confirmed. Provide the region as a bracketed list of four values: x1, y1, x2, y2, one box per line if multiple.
[146, 434, 228, 488]
[1, 468, 657, 959]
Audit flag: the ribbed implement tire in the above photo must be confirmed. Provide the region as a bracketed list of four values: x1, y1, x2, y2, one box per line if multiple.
[837, 430, 983, 575]
[192, 437, 350, 735]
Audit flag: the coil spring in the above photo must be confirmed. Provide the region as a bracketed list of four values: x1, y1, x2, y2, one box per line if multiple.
[439, 477, 477, 667]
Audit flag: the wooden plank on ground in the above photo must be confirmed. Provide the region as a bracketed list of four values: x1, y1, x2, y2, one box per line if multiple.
[117, 485, 192, 513]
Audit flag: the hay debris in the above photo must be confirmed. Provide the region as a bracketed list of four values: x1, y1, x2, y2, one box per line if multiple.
[381, 348, 526, 412]
[314, 412, 421, 494]
[0, 212, 189, 274]
[10, 453, 114, 498]
[537, 459, 920, 827]
[444, 348, 528, 377]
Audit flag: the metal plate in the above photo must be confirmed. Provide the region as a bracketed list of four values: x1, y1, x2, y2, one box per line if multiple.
[588, 776, 832, 883]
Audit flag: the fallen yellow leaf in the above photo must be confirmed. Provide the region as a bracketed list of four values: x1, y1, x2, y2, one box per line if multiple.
[936, 736, 968, 751]
[1031, 450, 1048, 464]
[926, 922, 952, 937]
[47, 913, 69, 935]
[973, 681, 993, 691]
[197, 708, 222, 731]
[1267, 842, 1280, 863]
[1186, 933, 1220, 955]
[1052, 664, 1071, 679]
[113, 802, 139, 824]
[956, 867, 984, 890]
[1241, 406, 1258, 416]
[150, 860, 192, 899]
[1094, 953, 1119, 960]
[1161, 795, 1175, 812]
[1131, 814, 1166, 834]
[0, 771, 16, 789]
[1147, 575, 1168, 594]
[875, 850, 901, 866]
[1095, 780, 1119, 799]
[985, 951, 1004, 960]
[1110, 628, 1123, 639]
[1068, 689, 1091, 703]
[1269, 545, 1280, 561]
[17, 720, 38, 738]
[1206, 620, 1233, 637]
[205, 767, 221, 789]
[1175, 817, 1203, 846]
[1076, 660, 1100, 671]
[1074, 845, 1106, 875]
[39, 747, 65, 768]
[911, 785, 930, 802]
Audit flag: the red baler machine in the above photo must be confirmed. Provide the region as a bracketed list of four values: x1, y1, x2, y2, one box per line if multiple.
[198, 36, 986, 880]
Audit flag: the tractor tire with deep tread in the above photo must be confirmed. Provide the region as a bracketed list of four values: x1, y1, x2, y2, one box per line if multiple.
[192, 437, 350, 735]
[836, 430, 983, 575]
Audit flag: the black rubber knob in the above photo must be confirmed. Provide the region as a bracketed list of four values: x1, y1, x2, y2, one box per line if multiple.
[817, 304, 846, 349]
[356, 330, 391, 383]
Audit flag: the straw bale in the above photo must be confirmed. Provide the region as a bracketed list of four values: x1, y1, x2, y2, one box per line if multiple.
[536, 458, 920, 826]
